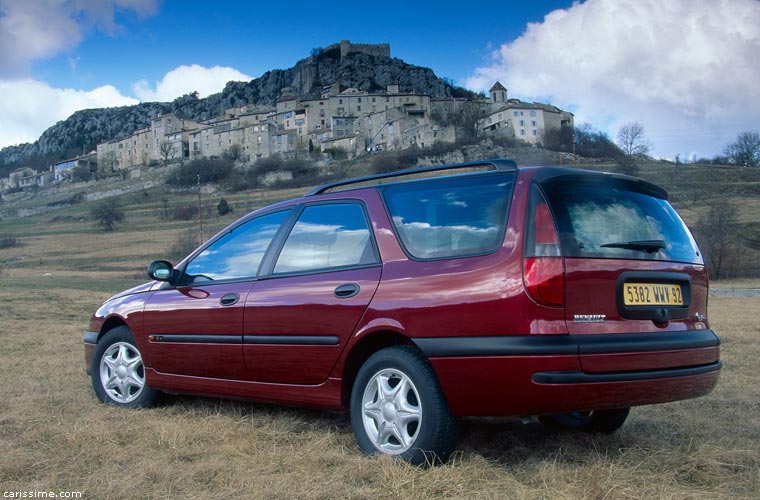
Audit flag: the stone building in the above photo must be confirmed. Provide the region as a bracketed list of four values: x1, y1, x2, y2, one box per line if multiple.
[477, 81, 574, 144]
[92, 55, 573, 174]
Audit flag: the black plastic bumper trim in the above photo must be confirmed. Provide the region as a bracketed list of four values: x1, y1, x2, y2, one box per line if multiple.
[413, 335, 578, 357]
[532, 361, 722, 384]
[84, 331, 99, 344]
[413, 330, 719, 357]
[243, 335, 340, 346]
[150, 334, 241, 344]
[574, 330, 719, 354]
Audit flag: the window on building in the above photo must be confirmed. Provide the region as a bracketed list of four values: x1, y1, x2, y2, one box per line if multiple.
[520, 120, 525, 126]
[532, 121, 537, 126]
[533, 130, 538, 136]
[520, 129, 525, 136]
[357, 106, 361, 112]
[530, 111, 536, 117]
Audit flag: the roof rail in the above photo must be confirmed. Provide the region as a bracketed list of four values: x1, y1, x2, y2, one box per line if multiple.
[306, 158, 517, 196]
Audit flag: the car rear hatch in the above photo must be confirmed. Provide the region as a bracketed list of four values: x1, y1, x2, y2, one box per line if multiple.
[526, 170, 718, 373]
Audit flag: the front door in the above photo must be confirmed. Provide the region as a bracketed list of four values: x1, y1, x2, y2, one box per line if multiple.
[142, 209, 291, 379]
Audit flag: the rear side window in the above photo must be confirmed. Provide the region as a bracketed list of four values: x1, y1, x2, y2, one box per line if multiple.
[540, 180, 702, 264]
[274, 203, 376, 274]
[383, 173, 514, 259]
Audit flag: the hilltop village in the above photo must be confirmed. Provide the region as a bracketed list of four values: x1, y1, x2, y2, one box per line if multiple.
[1, 41, 573, 191]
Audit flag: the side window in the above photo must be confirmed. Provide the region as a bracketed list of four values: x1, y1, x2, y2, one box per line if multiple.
[383, 174, 514, 259]
[184, 210, 289, 282]
[274, 203, 375, 274]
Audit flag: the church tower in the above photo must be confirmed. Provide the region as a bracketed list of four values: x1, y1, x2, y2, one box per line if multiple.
[489, 81, 508, 104]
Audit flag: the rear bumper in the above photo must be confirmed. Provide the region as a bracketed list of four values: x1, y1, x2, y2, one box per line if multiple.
[413, 330, 721, 417]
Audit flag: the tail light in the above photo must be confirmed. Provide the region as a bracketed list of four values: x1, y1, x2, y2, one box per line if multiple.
[523, 257, 564, 306]
[523, 186, 564, 306]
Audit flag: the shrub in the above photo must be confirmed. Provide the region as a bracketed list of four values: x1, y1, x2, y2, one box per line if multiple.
[0, 235, 20, 249]
[167, 230, 201, 263]
[324, 147, 348, 160]
[692, 202, 750, 279]
[71, 164, 92, 182]
[90, 199, 125, 232]
[217, 198, 232, 216]
[370, 146, 421, 174]
[166, 159, 234, 187]
[171, 204, 199, 221]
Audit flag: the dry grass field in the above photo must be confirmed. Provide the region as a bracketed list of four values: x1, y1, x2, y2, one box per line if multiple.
[1, 175, 759, 499]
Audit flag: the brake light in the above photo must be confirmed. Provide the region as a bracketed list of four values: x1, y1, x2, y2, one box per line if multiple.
[524, 188, 564, 306]
[523, 257, 565, 306]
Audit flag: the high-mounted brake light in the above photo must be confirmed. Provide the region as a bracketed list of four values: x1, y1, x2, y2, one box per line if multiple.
[523, 190, 564, 306]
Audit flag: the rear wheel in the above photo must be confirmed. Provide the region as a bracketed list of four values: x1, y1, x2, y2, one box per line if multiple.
[539, 408, 630, 434]
[350, 346, 457, 465]
[91, 326, 157, 408]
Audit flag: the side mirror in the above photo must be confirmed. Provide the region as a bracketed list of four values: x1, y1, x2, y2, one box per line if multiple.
[148, 260, 175, 282]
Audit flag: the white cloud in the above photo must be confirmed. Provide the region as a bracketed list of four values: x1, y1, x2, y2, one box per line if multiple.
[0, 79, 138, 148]
[0, 0, 160, 78]
[132, 65, 253, 102]
[466, 0, 760, 159]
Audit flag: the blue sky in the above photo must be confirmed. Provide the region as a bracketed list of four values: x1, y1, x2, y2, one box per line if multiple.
[1, 0, 759, 160]
[34, 1, 577, 95]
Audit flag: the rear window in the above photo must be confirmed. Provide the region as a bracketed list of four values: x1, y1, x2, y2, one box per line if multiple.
[540, 180, 702, 264]
[383, 173, 514, 259]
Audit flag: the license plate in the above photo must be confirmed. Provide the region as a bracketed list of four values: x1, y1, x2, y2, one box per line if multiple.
[623, 283, 683, 306]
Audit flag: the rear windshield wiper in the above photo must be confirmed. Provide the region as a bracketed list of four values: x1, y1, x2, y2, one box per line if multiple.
[600, 240, 667, 253]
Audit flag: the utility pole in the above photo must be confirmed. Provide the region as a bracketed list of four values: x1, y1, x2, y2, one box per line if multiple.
[197, 174, 203, 245]
[572, 130, 577, 168]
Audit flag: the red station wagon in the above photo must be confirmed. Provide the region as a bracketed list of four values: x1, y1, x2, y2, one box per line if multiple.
[84, 159, 721, 464]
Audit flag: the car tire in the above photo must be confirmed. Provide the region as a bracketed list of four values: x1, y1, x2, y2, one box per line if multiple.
[539, 407, 630, 434]
[91, 326, 157, 408]
[350, 345, 457, 465]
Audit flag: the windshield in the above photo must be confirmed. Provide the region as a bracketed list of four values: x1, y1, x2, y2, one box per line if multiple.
[541, 181, 703, 264]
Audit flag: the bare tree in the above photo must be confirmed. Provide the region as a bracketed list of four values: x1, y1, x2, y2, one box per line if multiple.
[617, 122, 652, 157]
[693, 202, 738, 279]
[724, 131, 760, 167]
[223, 144, 244, 162]
[159, 141, 177, 167]
[91, 199, 125, 232]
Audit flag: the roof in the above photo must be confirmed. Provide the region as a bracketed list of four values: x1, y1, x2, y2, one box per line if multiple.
[490, 81, 507, 92]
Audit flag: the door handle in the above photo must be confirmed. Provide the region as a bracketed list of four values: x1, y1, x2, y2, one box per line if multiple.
[220, 292, 240, 306]
[334, 283, 360, 299]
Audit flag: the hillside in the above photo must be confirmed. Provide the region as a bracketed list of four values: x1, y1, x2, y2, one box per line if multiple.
[0, 43, 475, 174]
[2, 140, 759, 279]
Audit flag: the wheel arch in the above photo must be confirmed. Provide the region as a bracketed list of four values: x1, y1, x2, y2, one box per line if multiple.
[98, 316, 129, 342]
[340, 330, 418, 409]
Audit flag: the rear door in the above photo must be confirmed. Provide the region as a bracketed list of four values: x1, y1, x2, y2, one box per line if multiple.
[243, 201, 381, 384]
[535, 174, 712, 370]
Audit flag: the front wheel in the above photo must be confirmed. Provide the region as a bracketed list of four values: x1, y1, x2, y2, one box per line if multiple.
[90, 326, 157, 408]
[539, 408, 630, 434]
[350, 346, 457, 465]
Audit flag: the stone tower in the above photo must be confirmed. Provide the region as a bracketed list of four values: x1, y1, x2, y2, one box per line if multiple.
[490, 81, 508, 104]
